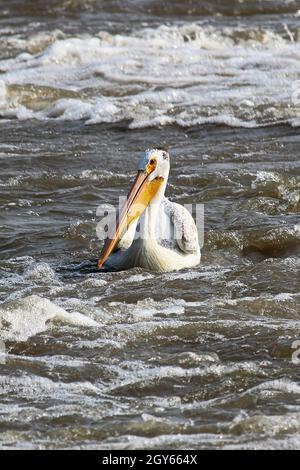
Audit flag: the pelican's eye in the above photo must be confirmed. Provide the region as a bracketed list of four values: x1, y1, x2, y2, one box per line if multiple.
[146, 156, 157, 174]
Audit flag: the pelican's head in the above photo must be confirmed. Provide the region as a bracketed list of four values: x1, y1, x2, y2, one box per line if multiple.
[138, 147, 170, 182]
[97, 147, 170, 269]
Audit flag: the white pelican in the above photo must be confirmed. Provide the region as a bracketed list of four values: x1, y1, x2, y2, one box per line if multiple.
[97, 148, 201, 272]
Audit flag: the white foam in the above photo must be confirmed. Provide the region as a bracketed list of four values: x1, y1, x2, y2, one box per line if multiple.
[251, 171, 282, 189]
[0, 373, 101, 400]
[0, 80, 6, 106]
[246, 379, 300, 396]
[0, 24, 300, 127]
[47, 97, 119, 123]
[125, 273, 154, 283]
[106, 361, 261, 394]
[106, 297, 186, 321]
[99, 432, 228, 450]
[176, 351, 220, 365]
[0, 295, 98, 342]
[23, 262, 58, 283]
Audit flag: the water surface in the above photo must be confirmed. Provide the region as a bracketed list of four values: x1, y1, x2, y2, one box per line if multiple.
[0, 0, 300, 450]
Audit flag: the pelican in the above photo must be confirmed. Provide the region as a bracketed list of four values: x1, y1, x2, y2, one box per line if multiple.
[97, 148, 201, 272]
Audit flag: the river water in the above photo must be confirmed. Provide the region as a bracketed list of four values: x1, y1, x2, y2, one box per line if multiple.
[0, 0, 300, 450]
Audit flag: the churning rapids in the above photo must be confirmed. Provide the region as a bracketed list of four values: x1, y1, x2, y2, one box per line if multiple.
[0, 0, 300, 450]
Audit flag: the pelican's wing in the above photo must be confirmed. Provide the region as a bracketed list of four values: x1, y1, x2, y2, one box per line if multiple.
[159, 198, 199, 254]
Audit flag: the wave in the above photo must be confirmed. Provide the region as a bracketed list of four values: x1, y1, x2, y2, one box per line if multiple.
[0, 294, 98, 342]
[0, 169, 130, 189]
[207, 224, 300, 256]
[2, 0, 300, 19]
[0, 23, 300, 128]
[230, 411, 300, 436]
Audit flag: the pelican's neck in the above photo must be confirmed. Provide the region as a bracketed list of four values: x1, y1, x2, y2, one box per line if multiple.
[139, 180, 166, 241]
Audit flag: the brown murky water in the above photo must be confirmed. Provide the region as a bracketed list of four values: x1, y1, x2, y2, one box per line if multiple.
[0, 0, 300, 450]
